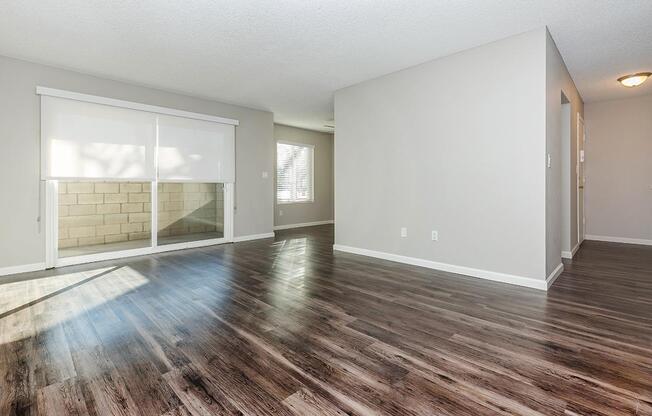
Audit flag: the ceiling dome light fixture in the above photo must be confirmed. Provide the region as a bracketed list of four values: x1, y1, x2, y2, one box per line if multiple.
[617, 72, 651, 88]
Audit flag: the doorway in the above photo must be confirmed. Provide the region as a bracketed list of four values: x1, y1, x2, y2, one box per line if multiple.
[577, 114, 586, 245]
[560, 94, 572, 258]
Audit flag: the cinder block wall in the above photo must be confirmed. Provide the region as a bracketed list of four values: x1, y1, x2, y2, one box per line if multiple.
[157, 183, 224, 238]
[58, 182, 224, 249]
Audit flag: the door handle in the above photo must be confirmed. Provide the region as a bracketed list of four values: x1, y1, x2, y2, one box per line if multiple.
[578, 186, 584, 189]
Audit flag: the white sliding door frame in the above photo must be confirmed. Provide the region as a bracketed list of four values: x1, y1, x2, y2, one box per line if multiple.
[44, 181, 58, 269]
[40, 87, 238, 269]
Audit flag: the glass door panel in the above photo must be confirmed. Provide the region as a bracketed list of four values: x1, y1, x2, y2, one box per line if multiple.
[156, 183, 225, 245]
[57, 181, 152, 258]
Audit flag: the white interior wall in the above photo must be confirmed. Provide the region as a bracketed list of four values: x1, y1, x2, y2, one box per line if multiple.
[545, 29, 584, 276]
[560, 101, 572, 254]
[584, 94, 652, 244]
[334, 28, 549, 288]
[0, 55, 274, 272]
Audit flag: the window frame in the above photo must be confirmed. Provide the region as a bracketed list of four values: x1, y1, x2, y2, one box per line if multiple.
[39, 87, 237, 269]
[276, 140, 315, 205]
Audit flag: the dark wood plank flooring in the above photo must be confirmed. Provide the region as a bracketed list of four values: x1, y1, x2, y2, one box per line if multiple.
[1, 225, 651, 415]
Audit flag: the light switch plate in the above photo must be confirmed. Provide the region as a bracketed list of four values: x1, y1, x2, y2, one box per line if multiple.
[262, 171, 269, 178]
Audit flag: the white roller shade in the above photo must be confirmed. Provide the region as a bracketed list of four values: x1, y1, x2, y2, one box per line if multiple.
[157, 114, 235, 183]
[41, 96, 157, 180]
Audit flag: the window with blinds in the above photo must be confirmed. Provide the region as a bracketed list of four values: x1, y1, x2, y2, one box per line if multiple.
[276, 142, 314, 203]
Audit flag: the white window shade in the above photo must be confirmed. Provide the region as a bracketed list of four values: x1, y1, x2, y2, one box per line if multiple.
[277, 142, 314, 203]
[158, 114, 235, 183]
[41, 96, 157, 180]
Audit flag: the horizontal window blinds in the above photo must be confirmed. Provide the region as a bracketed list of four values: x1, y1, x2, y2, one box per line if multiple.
[158, 114, 235, 183]
[41, 96, 157, 180]
[277, 142, 314, 203]
[40, 94, 236, 183]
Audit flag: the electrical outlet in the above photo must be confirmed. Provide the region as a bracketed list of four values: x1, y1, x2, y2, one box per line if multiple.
[279, 210, 283, 216]
[262, 171, 268, 178]
[431, 231, 438, 241]
[400, 227, 408, 238]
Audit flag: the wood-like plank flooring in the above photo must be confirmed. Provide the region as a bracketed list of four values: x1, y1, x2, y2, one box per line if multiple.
[1, 225, 651, 415]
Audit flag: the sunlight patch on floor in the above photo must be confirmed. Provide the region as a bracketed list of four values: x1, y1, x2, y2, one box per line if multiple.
[272, 237, 308, 279]
[0, 265, 149, 344]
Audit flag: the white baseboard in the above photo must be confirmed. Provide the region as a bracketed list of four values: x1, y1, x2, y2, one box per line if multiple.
[233, 232, 275, 242]
[274, 220, 334, 231]
[1, 235, 274, 275]
[561, 243, 580, 259]
[546, 263, 564, 289]
[333, 244, 548, 291]
[0, 262, 46, 277]
[585, 234, 652, 246]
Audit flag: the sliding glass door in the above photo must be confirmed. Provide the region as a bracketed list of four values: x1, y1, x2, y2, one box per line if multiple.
[40, 88, 236, 268]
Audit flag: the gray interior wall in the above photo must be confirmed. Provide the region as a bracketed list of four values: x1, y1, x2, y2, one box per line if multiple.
[0, 55, 274, 269]
[560, 102, 572, 253]
[334, 28, 548, 281]
[274, 124, 334, 227]
[584, 94, 652, 242]
[545, 29, 584, 275]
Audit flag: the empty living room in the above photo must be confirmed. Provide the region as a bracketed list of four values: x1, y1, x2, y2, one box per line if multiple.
[1, 1, 652, 415]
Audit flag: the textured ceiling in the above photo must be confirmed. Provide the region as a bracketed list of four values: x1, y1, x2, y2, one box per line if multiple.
[1, 0, 651, 131]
